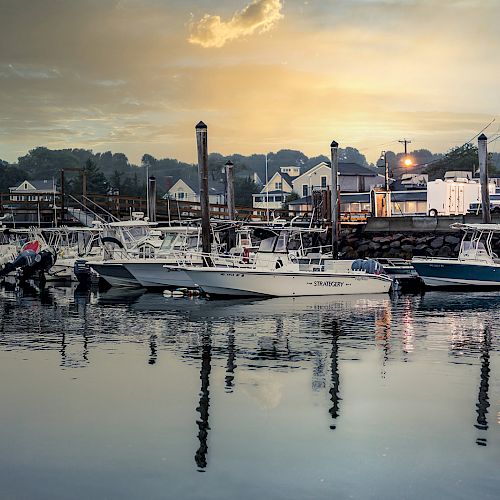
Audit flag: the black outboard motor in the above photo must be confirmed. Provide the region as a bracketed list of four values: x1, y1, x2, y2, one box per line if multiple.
[0, 247, 56, 282]
[351, 258, 383, 275]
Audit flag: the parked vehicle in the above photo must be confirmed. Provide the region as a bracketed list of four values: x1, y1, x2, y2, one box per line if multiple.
[467, 194, 500, 214]
[427, 179, 494, 216]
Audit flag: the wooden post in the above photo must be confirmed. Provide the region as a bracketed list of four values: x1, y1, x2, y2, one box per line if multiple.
[196, 121, 212, 260]
[225, 160, 235, 220]
[82, 170, 87, 208]
[330, 140, 339, 258]
[60, 169, 65, 225]
[478, 134, 491, 224]
[147, 176, 157, 222]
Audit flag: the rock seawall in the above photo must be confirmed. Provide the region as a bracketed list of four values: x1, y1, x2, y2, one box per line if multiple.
[339, 229, 496, 259]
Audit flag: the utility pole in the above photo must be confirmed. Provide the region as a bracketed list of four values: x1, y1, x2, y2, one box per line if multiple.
[195, 121, 212, 260]
[147, 176, 157, 222]
[478, 133, 491, 224]
[330, 140, 339, 259]
[398, 138, 412, 155]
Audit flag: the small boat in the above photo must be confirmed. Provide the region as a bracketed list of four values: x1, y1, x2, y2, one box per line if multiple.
[181, 229, 393, 297]
[412, 223, 500, 288]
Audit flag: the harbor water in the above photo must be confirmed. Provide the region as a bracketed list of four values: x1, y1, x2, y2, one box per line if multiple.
[0, 286, 499, 499]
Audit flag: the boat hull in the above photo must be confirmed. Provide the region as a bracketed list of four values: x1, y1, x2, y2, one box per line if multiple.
[124, 262, 195, 289]
[184, 268, 392, 297]
[90, 263, 141, 288]
[412, 259, 500, 288]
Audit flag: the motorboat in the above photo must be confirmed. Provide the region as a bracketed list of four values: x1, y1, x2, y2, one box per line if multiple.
[412, 223, 500, 288]
[181, 229, 393, 297]
[88, 220, 162, 287]
[123, 226, 255, 289]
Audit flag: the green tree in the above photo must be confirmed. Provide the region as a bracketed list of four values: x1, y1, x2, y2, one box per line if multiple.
[71, 158, 108, 194]
[235, 177, 259, 206]
[425, 144, 496, 180]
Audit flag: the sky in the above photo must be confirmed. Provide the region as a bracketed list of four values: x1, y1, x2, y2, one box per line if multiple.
[1, 0, 499, 165]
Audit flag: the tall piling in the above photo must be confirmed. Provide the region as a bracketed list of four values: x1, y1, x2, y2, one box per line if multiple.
[196, 121, 212, 259]
[478, 134, 491, 224]
[147, 176, 157, 222]
[225, 160, 236, 220]
[330, 140, 339, 258]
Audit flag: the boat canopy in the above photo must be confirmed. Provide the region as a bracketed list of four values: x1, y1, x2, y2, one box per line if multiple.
[451, 223, 500, 232]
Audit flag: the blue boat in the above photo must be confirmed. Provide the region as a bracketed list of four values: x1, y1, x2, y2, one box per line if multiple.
[412, 223, 500, 288]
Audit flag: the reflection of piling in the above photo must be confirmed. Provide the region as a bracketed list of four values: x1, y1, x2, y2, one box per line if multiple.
[195, 122, 211, 259]
[225, 325, 236, 392]
[329, 320, 341, 429]
[148, 334, 157, 365]
[475, 324, 491, 446]
[147, 176, 157, 222]
[195, 328, 211, 471]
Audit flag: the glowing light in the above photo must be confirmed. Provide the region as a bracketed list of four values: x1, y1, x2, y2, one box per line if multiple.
[404, 158, 412, 167]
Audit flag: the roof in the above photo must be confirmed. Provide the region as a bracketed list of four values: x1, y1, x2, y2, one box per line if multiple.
[170, 176, 226, 196]
[253, 190, 289, 197]
[10, 179, 57, 192]
[293, 161, 378, 185]
[391, 190, 427, 202]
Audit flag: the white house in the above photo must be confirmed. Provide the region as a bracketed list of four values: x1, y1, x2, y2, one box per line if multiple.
[9, 179, 58, 202]
[252, 167, 296, 210]
[292, 162, 384, 197]
[163, 177, 226, 205]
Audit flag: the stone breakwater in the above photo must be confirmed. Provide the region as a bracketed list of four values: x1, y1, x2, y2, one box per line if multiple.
[339, 230, 489, 259]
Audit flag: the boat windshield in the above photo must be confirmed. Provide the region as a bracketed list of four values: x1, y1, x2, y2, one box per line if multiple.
[258, 236, 277, 253]
[159, 233, 179, 252]
[274, 233, 288, 253]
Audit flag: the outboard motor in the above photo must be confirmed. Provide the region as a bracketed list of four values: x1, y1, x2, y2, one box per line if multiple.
[351, 258, 383, 275]
[0, 241, 56, 282]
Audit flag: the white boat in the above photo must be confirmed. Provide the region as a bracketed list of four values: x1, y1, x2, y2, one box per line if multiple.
[123, 226, 255, 289]
[412, 223, 500, 288]
[181, 229, 392, 297]
[88, 220, 162, 287]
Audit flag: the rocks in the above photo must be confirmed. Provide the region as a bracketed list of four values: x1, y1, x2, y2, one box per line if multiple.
[338, 229, 462, 260]
[444, 235, 460, 245]
[430, 236, 444, 249]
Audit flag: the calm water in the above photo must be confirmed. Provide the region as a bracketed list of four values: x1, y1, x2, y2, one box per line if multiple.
[0, 285, 499, 500]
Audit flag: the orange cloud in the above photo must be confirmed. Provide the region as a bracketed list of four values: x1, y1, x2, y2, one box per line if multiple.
[189, 0, 283, 48]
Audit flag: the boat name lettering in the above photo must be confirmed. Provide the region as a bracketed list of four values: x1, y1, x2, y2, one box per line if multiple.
[313, 280, 345, 287]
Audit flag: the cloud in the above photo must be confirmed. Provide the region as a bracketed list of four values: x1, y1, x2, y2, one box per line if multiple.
[189, 0, 284, 48]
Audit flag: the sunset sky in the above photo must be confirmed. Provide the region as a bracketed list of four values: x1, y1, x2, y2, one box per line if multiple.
[1, 0, 499, 164]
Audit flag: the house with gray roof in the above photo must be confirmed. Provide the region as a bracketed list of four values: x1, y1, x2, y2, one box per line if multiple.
[9, 179, 58, 202]
[163, 176, 226, 205]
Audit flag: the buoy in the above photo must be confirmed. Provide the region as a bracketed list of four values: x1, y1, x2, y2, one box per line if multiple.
[172, 290, 184, 297]
[163, 290, 173, 297]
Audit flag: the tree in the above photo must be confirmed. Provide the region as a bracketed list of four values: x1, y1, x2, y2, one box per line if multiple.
[235, 177, 259, 206]
[283, 192, 300, 209]
[71, 158, 108, 194]
[424, 144, 496, 180]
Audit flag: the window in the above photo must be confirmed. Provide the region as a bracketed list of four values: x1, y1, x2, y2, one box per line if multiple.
[275, 182, 282, 190]
[321, 176, 327, 188]
[302, 185, 308, 197]
[177, 192, 185, 199]
[275, 195, 282, 202]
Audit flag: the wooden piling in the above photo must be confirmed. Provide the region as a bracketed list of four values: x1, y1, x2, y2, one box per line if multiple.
[330, 140, 339, 258]
[195, 121, 212, 259]
[147, 176, 157, 222]
[225, 160, 235, 221]
[478, 133, 491, 224]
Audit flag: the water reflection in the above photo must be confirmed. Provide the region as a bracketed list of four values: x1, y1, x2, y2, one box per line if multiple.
[0, 285, 498, 479]
[195, 322, 212, 472]
[475, 324, 491, 446]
